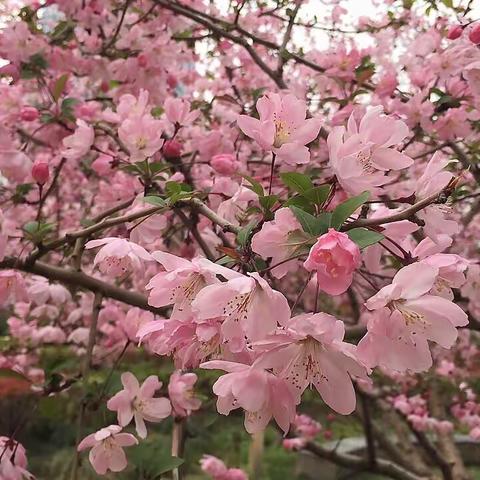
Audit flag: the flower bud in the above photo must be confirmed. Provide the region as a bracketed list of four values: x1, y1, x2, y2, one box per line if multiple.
[21, 106, 39, 122]
[447, 24, 463, 40]
[31, 161, 50, 185]
[163, 139, 183, 159]
[469, 23, 480, 44]
[210, 153, 237, 175]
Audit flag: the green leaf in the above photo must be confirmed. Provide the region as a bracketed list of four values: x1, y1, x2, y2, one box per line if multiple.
[151, 106, 164, 118]
[331, 191, 370, 230]
[347, 228, 384, 249]
[237, 220, 259, 247]
[280, 172, 313, 194]
[302, 185, 331, 206]
[154, 457, 185, 477]
[52, 73, 69, 102]
[285, 195, 315, 214]
[142, 196, 166, 207]
[259, 194, 278, 212]
[242, 175, 264, 197]
[289, 206, 326, 237]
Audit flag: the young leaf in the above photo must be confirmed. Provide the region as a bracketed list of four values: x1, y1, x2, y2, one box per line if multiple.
[331, 191, 370, 229]
[259, 194, 278, 212]
[289, 206, 327, 237]
[143, 196, 166, 207]
[302, 185, 331, 206]
[52, 73, 69, 102]
[280, 172, 313, 194]
[237, 220, 259, 248]
[347, 228, 384, 249]
[242, 174, 264, 197]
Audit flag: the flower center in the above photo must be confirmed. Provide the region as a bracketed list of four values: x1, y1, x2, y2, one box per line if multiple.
[273, 120, 290, 147]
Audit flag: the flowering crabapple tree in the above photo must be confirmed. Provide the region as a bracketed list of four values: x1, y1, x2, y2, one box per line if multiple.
[1, 0, 480, 478]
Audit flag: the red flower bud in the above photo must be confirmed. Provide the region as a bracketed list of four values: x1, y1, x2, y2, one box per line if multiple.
[469, 23, 480, 44]
[447, 24, 463, 40]
[163, 140, 182, 159]
[21, 106, 39, 122]
[32, 162, 50, 185]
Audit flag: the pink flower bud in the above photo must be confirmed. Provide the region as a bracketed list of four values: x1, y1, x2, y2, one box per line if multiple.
[137, 53, 148, 68]
[469, 23, 480, 44]
[447, 24, 463, 40]
[163, 139, 183, 159]
[210, 153, 237, 175]
[91, 154, 113, 176]
[21, 106, 39, 122]
[219, 40, 233, 51]
[31, 161, 50, 185]
[167, 74, 178, 88]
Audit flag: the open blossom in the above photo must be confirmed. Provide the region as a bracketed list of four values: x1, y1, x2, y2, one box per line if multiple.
[251, 207, 302, 279]
[85, 237, 152, 277]
[0, 125, 32, 183]
[77, 425, 138, 475]
[107, 372, 171, 438]
[168, 370, 202, 417]
[254, 313, 369, 414]
[62, 119, 94, 160]
[193, 272, 290, 351]
[328, 106, 413, 196]
[103, 89, 150, 123]
[357, 263, 468, 372]
[138, 316, 224, 368]
[200, 455, 249, 480]
[146, 252, 241, 320]
[118, 113, 164, 162]
[0, 437, 33, 480]
[237, 92, 321, 165]
[164, 97, 199, 126]
[303, 229, 361, 295]
[414, 152, 458, 244]
[0, 270, 28, 306]
[201, 360, 297, 434]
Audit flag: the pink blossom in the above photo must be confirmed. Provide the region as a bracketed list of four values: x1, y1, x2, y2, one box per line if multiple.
[193, 272, 290, 351]
[62, 119, 94, 160]
[201, 360, 297, 434]
[0, 437, 33, 480]
[200, 455, 229, 478]
[0, 270, 28, 306]
[210, 153, 238, 175]
[358, 263, 468, 372]
[119, 308, 154, 341]
[91, 153, 113, 175]
[0, 126, 32, 183]
[254, 312, 369, 414]
[164, 97, 199, 126]
[147, 252, 240, 320]
[85, 237, 152, 277]
[103, 89, 150, 123]
[77, 425, 138, 475]
[168, 370, 202, 417]
[237, 92, 321, 165]
[328, 106, 413, 196]
[118, 114, 164, 162]
[415, 152, 458, 244]
[251, 207, 302, 279]
[107, 372, 171, 438]
[303, 229, 360, 295]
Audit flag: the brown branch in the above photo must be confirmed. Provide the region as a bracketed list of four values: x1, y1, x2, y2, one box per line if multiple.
[0, 257, 165, 315]
[344, 188, 451, 230]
